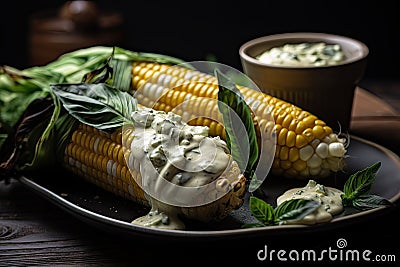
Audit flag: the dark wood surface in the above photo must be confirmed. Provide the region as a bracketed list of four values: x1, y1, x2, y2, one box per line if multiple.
[1, 80, 399, 266]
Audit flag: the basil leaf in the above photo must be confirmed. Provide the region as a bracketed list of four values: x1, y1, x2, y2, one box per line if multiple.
[52, 83, 137, 133]
[341, 161, 381, 206]
[248, 196, 275, 226]
[215, 69, 260, 190]
[274, 199, 320, 225]
[351, 194, 393, 210]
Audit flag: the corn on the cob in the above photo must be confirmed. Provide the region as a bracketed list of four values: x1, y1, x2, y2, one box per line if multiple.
[64, 123, 148, 206]
[131, 62, 347, 179]
[63, 120, 246, 227]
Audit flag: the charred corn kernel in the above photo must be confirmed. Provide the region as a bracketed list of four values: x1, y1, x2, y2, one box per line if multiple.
[131, 62, 348, 179]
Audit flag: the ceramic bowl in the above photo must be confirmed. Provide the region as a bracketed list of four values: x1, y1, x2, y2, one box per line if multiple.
[239, 32, 369, 132]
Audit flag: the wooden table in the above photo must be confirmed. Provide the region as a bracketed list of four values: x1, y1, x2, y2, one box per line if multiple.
[1, 81, 399, 266]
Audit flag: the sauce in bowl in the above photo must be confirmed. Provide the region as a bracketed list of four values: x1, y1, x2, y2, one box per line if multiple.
[256, 42, 346, 67]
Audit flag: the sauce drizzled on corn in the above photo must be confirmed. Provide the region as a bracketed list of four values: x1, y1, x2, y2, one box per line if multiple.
[129, 108, 233, 229]
[257, 42, 346, 67]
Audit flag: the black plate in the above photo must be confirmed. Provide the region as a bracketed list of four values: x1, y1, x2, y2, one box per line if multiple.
[18, 135, 400, 240]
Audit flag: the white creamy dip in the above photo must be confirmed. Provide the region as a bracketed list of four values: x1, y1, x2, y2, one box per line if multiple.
[277, 180, 344, 224]
[127, 108, 234, 229]
[257, 42, 346, 67]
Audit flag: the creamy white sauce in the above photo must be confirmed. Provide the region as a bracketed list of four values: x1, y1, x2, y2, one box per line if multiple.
[257, 42, 346, 67]
[277, 180, 344, 224]
[128, 108, 232, 229]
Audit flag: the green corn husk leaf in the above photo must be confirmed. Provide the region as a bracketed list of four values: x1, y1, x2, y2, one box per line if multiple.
[0, 46, 187, 180]
[0, 96, 57, 177]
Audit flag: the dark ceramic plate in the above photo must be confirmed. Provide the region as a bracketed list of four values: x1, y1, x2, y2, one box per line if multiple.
[18, 135, 400, 241]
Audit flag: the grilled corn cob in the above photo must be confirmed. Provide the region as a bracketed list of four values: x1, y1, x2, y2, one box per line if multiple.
[131, 62, 347, 179]
[63, 113, 246, 229]
[0, 46, 344, 230]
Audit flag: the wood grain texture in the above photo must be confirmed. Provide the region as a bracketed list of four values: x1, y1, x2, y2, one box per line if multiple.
[0, 180, 133, 266]
[351, 84, 400, 155]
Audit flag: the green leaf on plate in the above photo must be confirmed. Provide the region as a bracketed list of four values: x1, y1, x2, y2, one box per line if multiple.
[351, 194, 393, 210]
[243, 196, 320, 228]
[341, 161, 381, 206]
[341, 161, 393, 210]
[274, 198, 320, 225]
[247, 196, 275, 226]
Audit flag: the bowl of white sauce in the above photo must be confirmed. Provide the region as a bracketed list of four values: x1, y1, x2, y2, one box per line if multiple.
[239, 32, 369, 132]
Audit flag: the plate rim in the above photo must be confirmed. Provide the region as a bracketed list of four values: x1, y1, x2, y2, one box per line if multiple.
[17, 135, 400, 239]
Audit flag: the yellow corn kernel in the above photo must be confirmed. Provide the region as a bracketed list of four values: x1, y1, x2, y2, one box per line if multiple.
[279, 146, 289, 161]
[312, 125, 326, 140]
[278, 128, 288, 146]
[289, 148, 299, 162]
[64, 124, 147, 206]
[130, 62, 347, 179]
[286, 130, 296, 148]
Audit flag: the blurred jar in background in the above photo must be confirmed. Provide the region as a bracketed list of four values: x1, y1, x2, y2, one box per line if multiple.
[29, 0, 125, 66]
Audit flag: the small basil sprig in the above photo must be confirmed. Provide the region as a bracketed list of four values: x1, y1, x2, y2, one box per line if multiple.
[242, 196, 320, 228]
[245, 161, 393, 228]
[341, 161, 392, 210]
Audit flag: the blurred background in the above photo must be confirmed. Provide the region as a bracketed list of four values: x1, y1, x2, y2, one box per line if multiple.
[0, 0, 399, 82]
